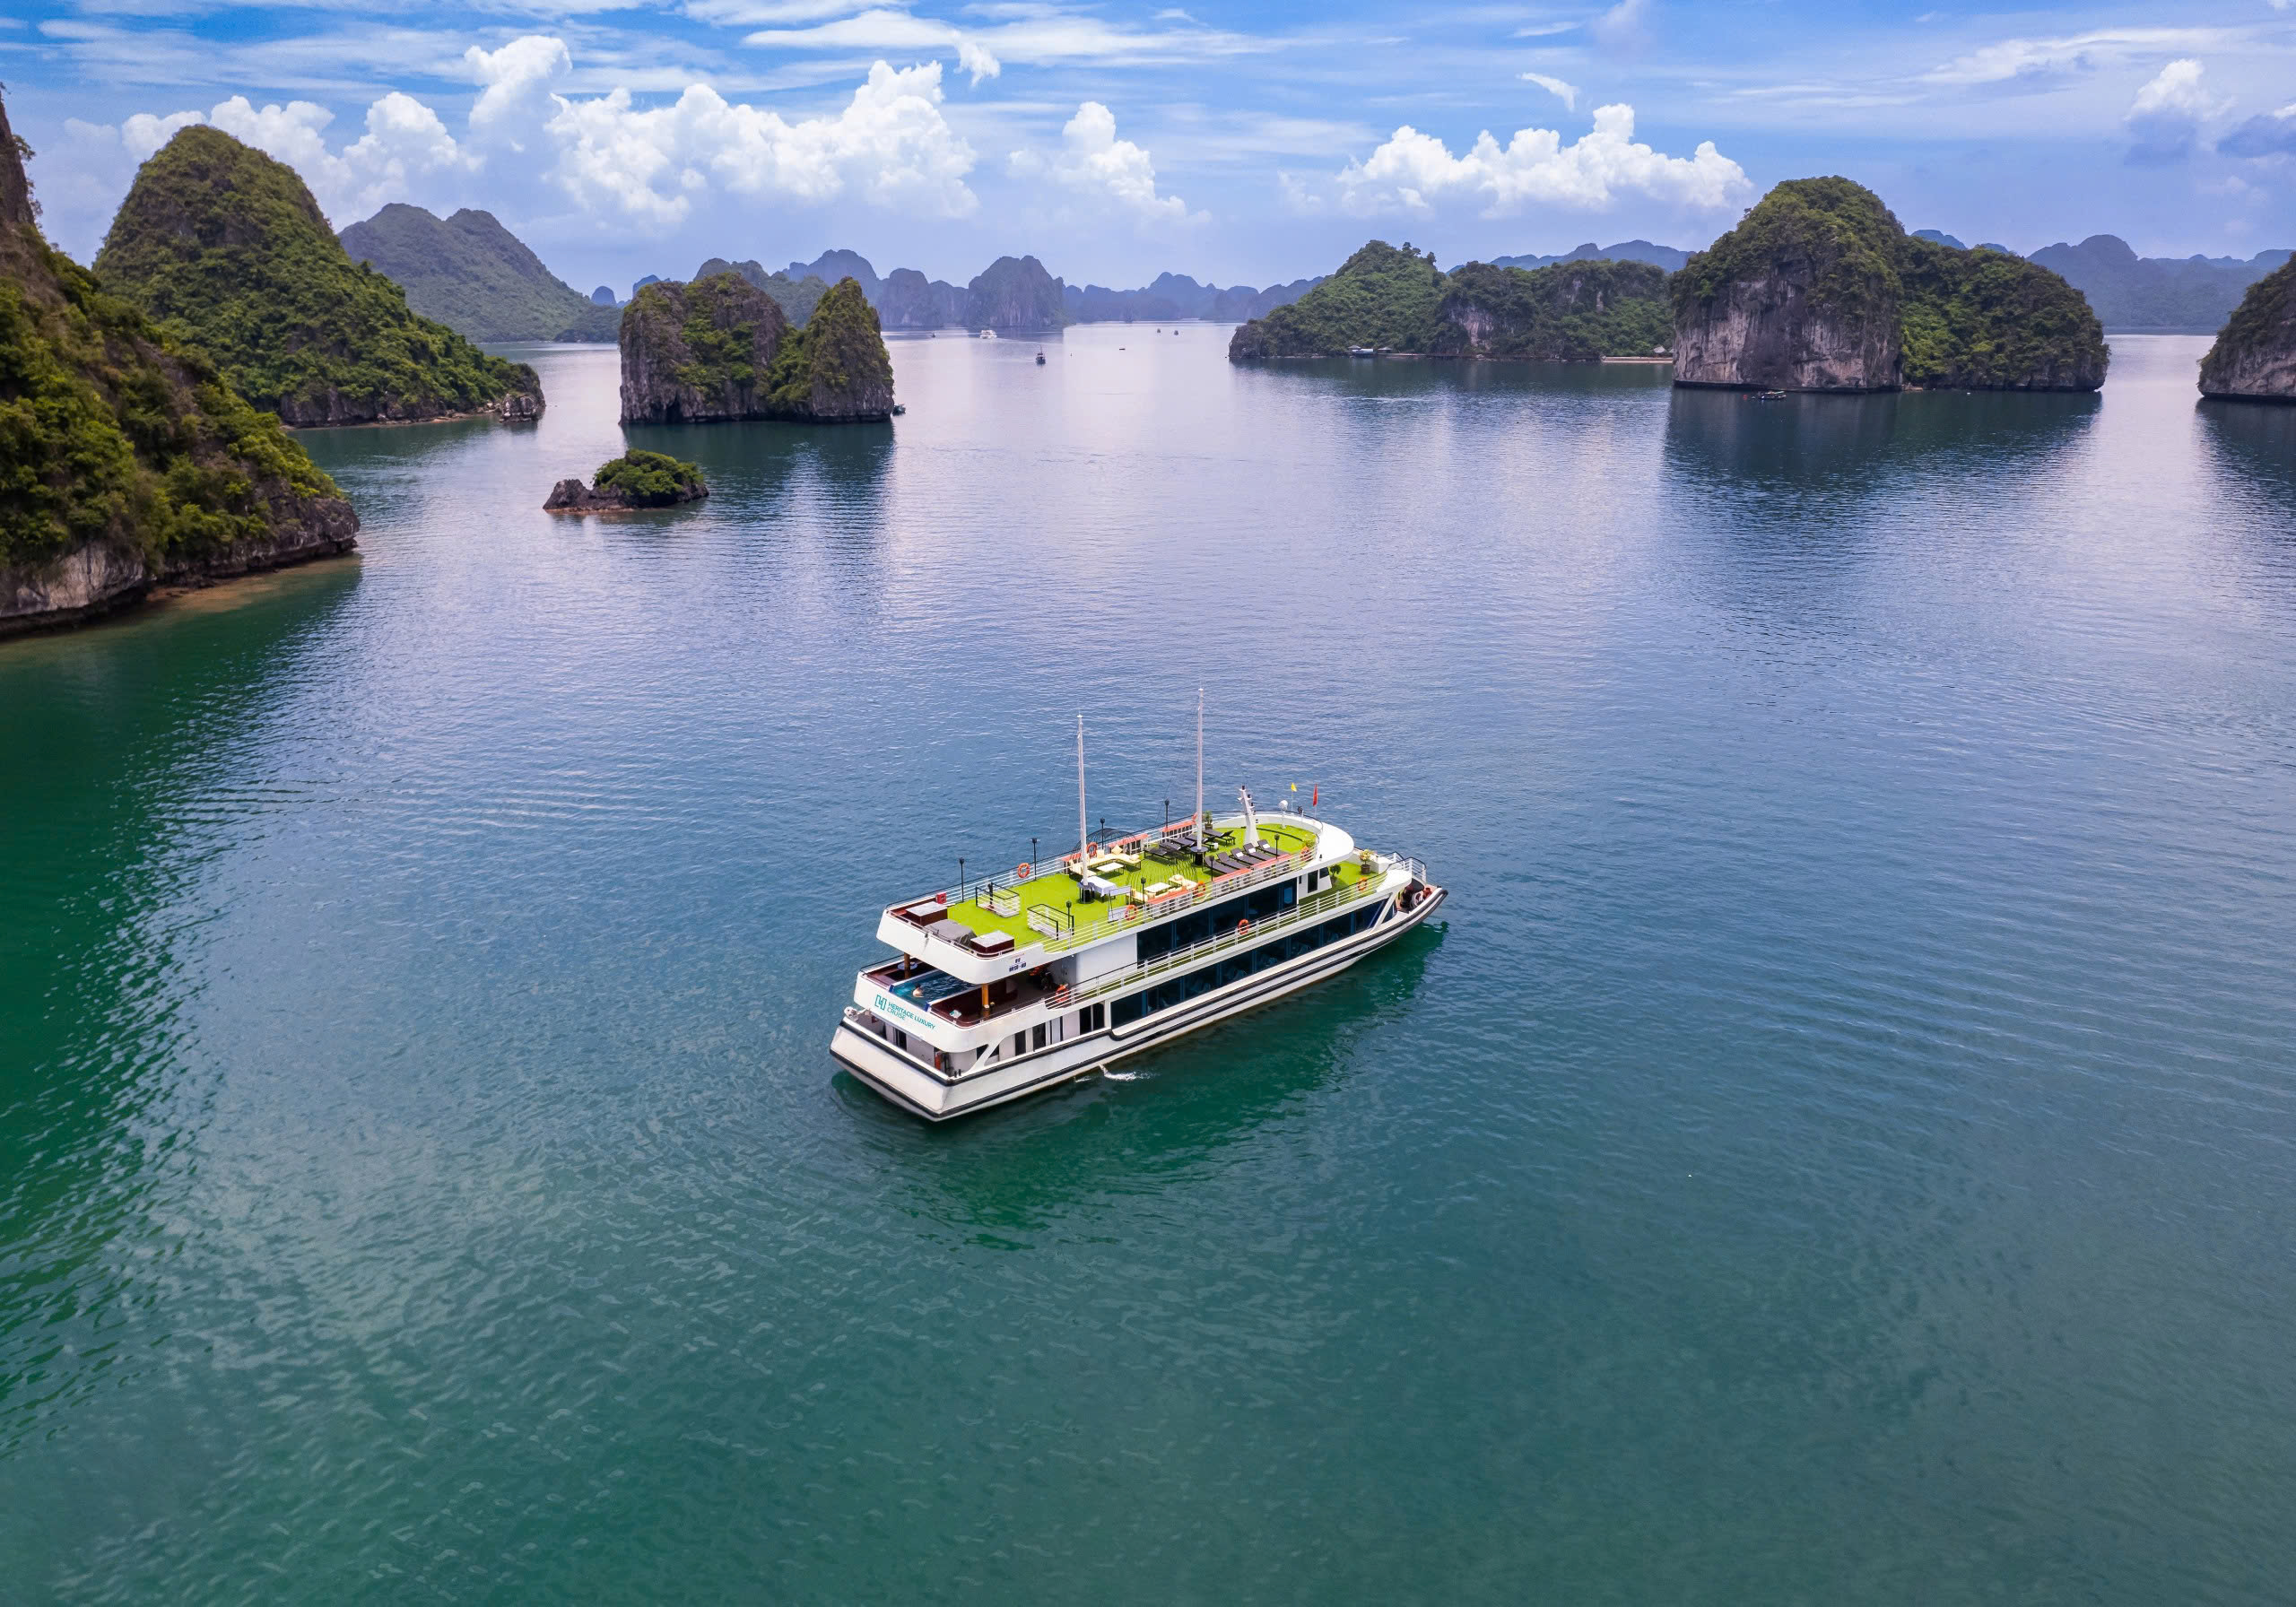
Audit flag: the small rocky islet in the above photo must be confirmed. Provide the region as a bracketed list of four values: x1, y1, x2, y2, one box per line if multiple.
[545, 451, 707, 512]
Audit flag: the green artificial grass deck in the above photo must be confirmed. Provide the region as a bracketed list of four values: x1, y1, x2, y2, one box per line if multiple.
[938, 821, 1363, 949]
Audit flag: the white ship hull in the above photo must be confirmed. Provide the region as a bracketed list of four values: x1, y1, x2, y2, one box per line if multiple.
[832, 881, 1445, 1121]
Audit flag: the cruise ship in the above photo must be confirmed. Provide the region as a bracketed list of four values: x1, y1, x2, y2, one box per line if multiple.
[831, 717, 1444, 1120]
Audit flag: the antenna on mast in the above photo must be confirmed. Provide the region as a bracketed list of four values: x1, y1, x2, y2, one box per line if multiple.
[1077, 712, 1088, 861]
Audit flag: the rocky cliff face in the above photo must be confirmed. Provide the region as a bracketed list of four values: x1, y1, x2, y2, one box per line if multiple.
[1674, 177, 2105, 394]
[964, 256, 1070, 330]
[1896, 237, 2107, 391]
[2199, 259, 2296, 400]
[878, 268, 967, 328]
[618, 273, 790, 424]
[95, 127, 539, 427]
[763, 278, 895, 422]
[0, 91, 358, 635]
[1673, 274, 1900, 390]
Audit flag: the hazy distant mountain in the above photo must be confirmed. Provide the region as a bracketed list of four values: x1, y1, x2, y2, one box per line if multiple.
[787, 249, 882, 303]
[1913, 230, 2015, 254]
[2027, 234, 2293, 331]
[589, 285, 615, 306]
[878, 267, 967, 327]
[1486, 239, 1692, 273]
[338, 204, 617, 342]
[965, 255, 1070, 330]
[1063, 272, 1323, 322]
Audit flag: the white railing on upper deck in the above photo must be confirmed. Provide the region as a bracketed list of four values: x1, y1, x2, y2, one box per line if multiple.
[891, 818, 1334, 959]
[1058, 867, 1400, 1008]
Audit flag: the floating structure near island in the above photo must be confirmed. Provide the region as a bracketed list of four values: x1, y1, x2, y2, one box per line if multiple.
[978, 329, 998, 340]
[830, 697, 1445, 1121]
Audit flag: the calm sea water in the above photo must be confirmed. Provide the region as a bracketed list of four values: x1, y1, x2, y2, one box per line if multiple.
[3, 329, 2293, 1602]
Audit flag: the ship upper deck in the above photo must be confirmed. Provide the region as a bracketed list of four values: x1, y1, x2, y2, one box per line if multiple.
[883, 812, 1368, 973]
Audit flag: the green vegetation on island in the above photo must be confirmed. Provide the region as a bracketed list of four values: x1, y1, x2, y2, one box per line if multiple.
[2198, 256, 2296, 400]
[94, 127, 541, 426]
[764, 277, 896, 421]
[0, 92, 356, 631]
[1228, 240, 1673, 360]
[339, 204, 617, 343]
[1897, 235, 2109, 389]
[544, 449, 707, 510]
[1431, 258, 1673, 360]
[1672, 177, 2106, 392]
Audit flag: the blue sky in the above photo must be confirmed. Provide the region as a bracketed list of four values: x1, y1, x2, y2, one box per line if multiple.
[6, 1, 2293, 294]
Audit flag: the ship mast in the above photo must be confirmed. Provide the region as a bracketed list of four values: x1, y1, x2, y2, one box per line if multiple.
[1195, 687, 1204, 831]
[1077, 712, 1088, 860]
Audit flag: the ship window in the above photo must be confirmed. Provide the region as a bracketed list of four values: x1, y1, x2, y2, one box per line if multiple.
[1032, 1023, 1047, 1051]
[1111, 994, 1144, 1028]
[893, 1029, 908, 1050]
[1013, 1031, 1027, 1057]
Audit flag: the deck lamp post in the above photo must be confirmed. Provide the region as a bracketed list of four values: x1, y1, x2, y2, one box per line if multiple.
[959, 857, 965, 898]
[1031, 838, 1038, 873]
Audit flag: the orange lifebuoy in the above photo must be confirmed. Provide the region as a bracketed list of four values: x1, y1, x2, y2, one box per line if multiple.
[1238, 918, 1251, 934]
[1018, 862, 1031, 877]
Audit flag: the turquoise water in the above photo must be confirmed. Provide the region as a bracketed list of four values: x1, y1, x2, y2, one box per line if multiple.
[4, 329, 2293, 1601]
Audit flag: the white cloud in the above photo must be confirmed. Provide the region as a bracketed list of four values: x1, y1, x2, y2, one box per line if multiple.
[743, 6, 1262, 69]
[2221, 100, 2296, 159]
[2123, 58, 2229, 163]
[98, 45, 980, 230]
[105, 93, 473, 221]
[120, 109, 204, 158]
[1591, 0, 1651, 53]
[1008, 100, 1196, 226]
[1277, 169, 1323, 215]
[1521, 72, 1578, 112]
[739, 8, 1000, 83]
[1923, 28, 2230, 88]
[1335, 103, 1749, 217]
[544, 61, 980, 225]
[467, 35, 573, 152]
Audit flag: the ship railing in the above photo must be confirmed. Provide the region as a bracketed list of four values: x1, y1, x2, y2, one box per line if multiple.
[1058, 870, 1397, 1009]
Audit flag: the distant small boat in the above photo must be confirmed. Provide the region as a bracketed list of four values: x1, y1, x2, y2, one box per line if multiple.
[891, 404, 906, 415]
[1348, 346, 1376, 358]
[1752, 389, 1788, 401]
[1035, 352, 1046, 365]
[978, 329, 997, 340]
